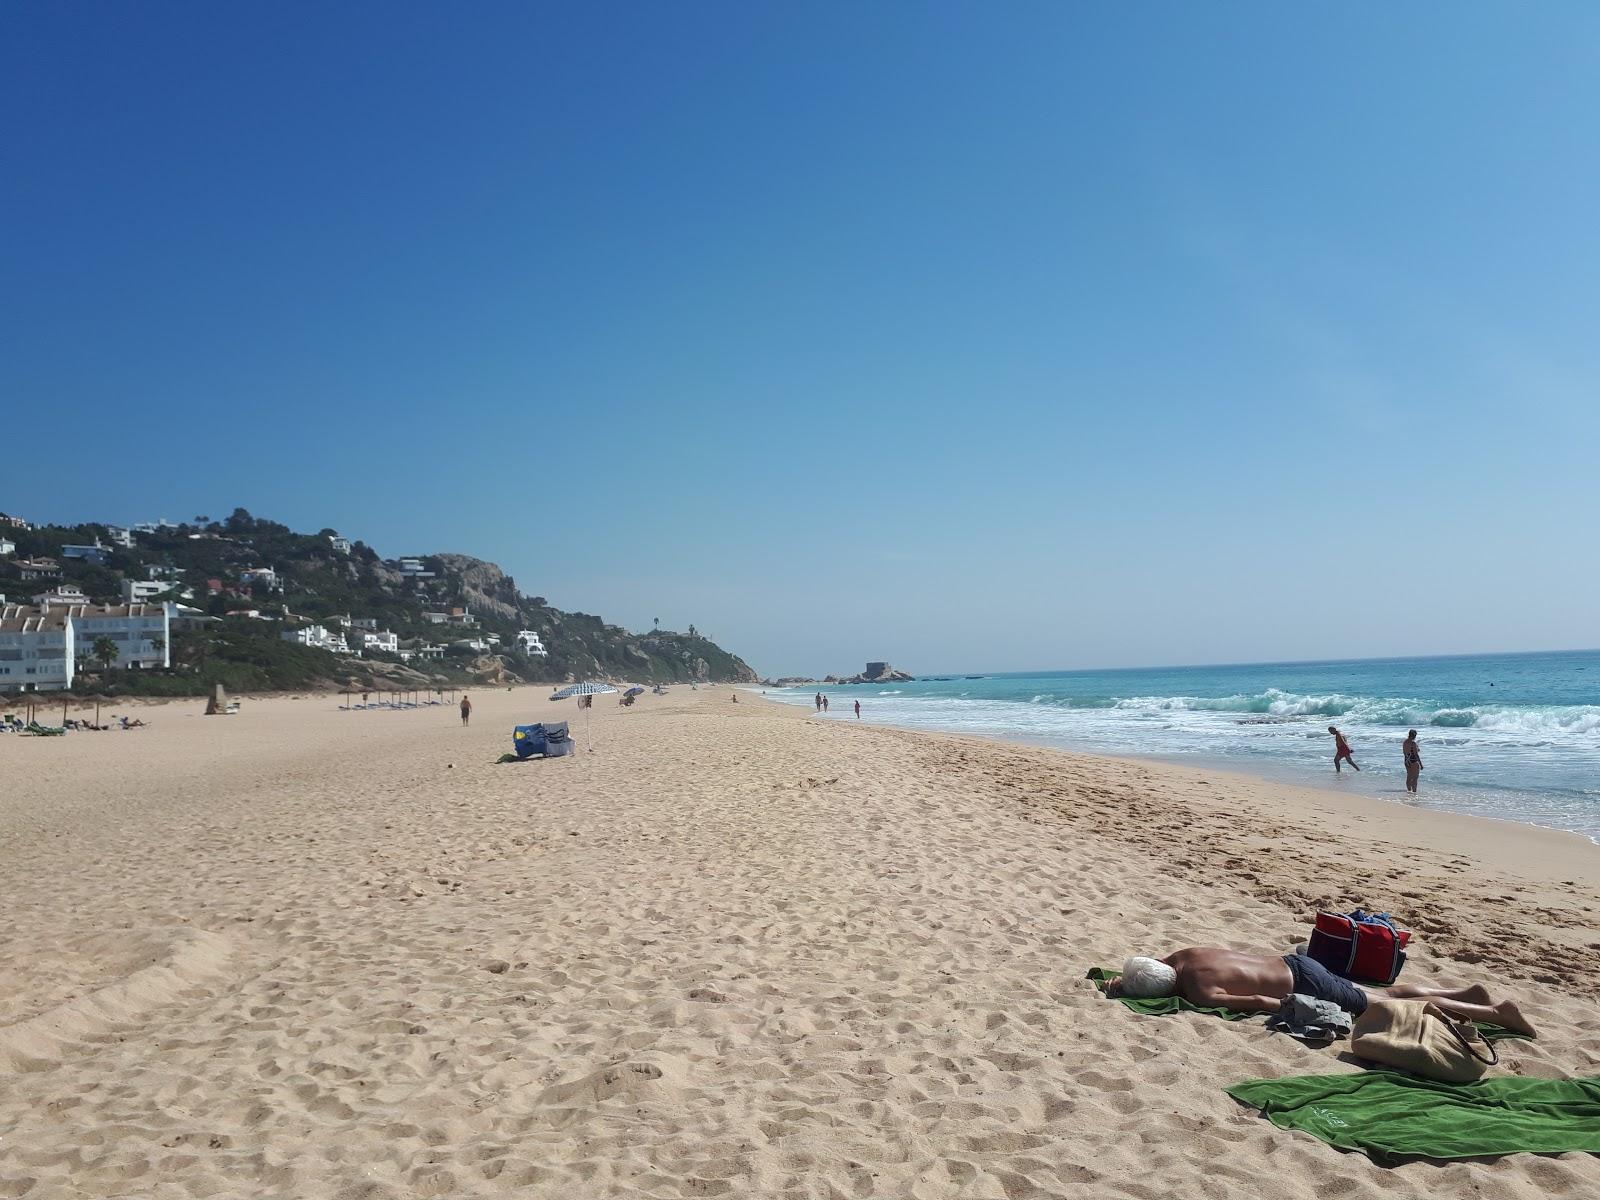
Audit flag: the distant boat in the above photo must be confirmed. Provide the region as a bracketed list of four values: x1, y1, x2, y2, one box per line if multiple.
[965, 675, 984, 680]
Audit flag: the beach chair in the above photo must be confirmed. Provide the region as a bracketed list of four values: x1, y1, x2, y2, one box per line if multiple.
[512, 721, 573, 759]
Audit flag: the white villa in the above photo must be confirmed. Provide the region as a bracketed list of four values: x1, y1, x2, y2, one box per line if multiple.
[239, 567, 279, 590]
[0, 601, 173, 691]
[353, 629, 399, 655]
[0, 538, 14, 556]
[329, 535, 352, 555]
[33, 585, 88, 607]
[515, 630, 549, 656]
[281, 624, 351, 655]
[122, 579, 172, 603]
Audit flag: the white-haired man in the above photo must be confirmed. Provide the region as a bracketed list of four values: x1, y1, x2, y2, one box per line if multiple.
[1106, 947, 1535, 1035]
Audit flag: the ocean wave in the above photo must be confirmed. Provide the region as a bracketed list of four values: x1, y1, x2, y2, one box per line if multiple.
[1052, 689, 1600, 735]
[1111, 688, 1358, 717]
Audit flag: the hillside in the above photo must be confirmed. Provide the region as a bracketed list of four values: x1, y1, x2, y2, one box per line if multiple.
[0, 508, 758, 695]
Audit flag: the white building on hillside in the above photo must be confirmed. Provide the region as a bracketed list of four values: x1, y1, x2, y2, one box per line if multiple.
[33, 585, 88, 607]
[239, 567, 279, 590]
[281, 625, 350, 654]
[106, 526, 136, 549]
[61, 541, 111, 566]
[329, 535, 352, 555]
[70, 603, 172, 671]
[515, 630, 549, 656]
[0, 601, 173, 690]
[353, 629, 399, 655]
[123, 579, 172, 603]
[0, 538, 14, 556]
[0, 609, 75, 691]
[16, 558, 61, 581]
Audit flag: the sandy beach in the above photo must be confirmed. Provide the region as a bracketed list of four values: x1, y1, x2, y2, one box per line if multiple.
[3, 686, 1598, 1199]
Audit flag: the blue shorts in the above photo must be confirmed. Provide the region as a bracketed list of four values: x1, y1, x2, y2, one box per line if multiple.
[1284, 953, 1369, 1015]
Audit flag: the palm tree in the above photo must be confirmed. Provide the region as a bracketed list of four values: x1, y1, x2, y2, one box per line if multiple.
[688, 624, 697, 638]
[91, 635, 119, 673]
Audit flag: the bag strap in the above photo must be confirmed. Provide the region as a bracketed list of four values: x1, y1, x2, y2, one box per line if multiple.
[1428, 1005, 1500, 1067]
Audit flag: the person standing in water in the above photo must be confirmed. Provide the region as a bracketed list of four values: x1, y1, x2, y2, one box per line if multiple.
[1403, 729, 1423, 793]
[854, 699, 861, 719]
[1328, 725, 1359, 772]
[459, 694, 472, 726]
[822, 694, 829, 712]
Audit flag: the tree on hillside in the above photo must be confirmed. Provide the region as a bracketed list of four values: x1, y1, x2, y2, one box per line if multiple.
[91, 635, 119, 673]
[688, 624, 697, 638]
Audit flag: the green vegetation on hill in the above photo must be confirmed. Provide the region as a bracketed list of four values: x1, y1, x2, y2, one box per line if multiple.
[0, 508, 758, 695]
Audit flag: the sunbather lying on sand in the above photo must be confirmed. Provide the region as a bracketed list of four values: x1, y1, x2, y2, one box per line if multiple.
[1105, 947, 1536, 1035]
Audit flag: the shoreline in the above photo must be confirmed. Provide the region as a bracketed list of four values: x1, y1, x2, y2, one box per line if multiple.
[4, 686, 1598, 1197]
[756, 686, 1600, 845]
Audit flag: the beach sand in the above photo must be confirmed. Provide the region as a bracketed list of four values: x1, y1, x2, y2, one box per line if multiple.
[3, 686, 1598, 1198]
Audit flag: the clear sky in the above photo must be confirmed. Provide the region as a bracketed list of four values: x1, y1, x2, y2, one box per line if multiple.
[5, 5, 1598, 676]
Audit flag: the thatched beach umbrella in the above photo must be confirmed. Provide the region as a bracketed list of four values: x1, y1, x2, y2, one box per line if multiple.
[81, 693, 113, 728]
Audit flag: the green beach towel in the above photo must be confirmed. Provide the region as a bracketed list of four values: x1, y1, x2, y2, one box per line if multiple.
[1085, 967, 1530, 1041]
[1086, 966, 1256, 1021]
[1227, 1071, 1600, 1163]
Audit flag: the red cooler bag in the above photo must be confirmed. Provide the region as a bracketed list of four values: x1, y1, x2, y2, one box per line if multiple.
[1307, 911, 1410, 985]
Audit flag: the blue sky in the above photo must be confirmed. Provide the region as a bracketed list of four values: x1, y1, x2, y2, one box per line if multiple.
[5, 5, 1598, 675]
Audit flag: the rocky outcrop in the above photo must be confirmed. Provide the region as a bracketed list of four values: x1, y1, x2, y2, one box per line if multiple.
[431, 554, 522, 623]
[842, 662, 915, 685]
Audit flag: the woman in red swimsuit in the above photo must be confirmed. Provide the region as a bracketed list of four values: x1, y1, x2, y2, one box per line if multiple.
[1327, 725, 1359, 772]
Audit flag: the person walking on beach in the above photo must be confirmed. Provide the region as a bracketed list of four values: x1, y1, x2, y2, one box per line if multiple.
[814, 692, 822, 712]
[459, 695, 471, 726]
[1403, 729, 1423, 793]
[822, 694, 829, 712]
[1328, 725, 1359, 772]
[854, 699, 861, 719]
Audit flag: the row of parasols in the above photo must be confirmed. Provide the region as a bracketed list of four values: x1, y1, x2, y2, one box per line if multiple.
[340, 683, 466, 710]
[3, 693, 123, 727]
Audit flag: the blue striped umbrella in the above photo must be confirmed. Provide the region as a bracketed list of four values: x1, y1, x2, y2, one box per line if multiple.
[549, 681, 618, 699]
[548, 681, 617, 750]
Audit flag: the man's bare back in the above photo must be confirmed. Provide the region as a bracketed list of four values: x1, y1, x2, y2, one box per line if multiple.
[1165, 947, 1294, 1010]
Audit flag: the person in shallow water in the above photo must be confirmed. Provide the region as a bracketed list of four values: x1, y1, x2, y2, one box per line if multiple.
[1104, 948, 1535, 1034]
[1403, 729, 1423, 793]
[1328, 725, 1360, 772]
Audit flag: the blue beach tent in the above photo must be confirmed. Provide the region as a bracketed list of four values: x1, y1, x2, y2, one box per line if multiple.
[512, 721, 573, 759]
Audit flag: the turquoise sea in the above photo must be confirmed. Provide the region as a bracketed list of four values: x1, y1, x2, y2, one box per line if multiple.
[765, 650, 1600, 842]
